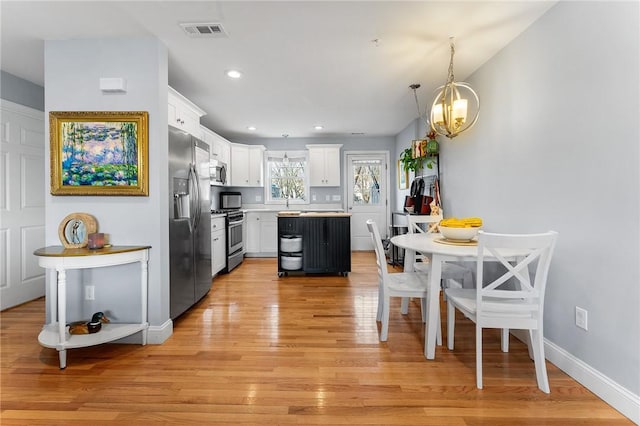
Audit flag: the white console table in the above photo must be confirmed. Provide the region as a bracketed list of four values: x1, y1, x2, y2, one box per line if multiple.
[34, 245, 151, 369]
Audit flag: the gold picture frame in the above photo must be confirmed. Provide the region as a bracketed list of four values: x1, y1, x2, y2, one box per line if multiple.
[397, 160, 409, 189]
[49, 111, 149, 196]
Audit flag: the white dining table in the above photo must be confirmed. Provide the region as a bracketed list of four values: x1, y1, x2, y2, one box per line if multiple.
[391, 232, 532, 360]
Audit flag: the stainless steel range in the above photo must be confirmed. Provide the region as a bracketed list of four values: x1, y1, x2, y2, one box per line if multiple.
[225, 209, 244, 272]
[214, 191, 245, 272]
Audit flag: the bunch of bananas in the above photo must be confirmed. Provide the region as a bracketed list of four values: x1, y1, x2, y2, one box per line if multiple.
[439, 217, 483, 228]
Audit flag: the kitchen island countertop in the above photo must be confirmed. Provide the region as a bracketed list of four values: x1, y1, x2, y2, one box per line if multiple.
[277, 211, 351, 217]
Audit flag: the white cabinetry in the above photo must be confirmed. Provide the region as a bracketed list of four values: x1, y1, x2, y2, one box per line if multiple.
[307, 144, 342, 186]
[230, 144, 265, 186]
[168, 86, 205, 136]
[245, 211, 277, 256]
[201, 125, 231, 166]
[211, 215, 226, 276]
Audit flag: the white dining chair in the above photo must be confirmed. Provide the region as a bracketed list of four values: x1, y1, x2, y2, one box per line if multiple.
[367, 219, 441, 343]
[445, 230, 558, 393]
[406, 214, 474, 290]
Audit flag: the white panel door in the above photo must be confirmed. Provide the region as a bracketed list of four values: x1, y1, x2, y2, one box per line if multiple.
[346, 153, 389, 251]
[0, 100, 45, 310]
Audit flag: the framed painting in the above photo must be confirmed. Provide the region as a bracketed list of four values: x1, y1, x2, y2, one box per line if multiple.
[49, 111, 149, 196]
[397, 160, 408, 189]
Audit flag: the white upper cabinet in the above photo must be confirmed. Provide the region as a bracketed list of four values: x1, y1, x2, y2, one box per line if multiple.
[307, 144, 342, 186]
[231, 144, 265, 186]
[168, 86, 205, 136]
[200, 125, 231, 166]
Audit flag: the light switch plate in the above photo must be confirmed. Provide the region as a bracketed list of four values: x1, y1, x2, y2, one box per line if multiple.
[255, 195, 262, 202]
[332, 195, 341, 201]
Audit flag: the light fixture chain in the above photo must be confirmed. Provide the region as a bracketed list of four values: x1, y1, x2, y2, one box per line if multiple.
[447, 40, 456, 85]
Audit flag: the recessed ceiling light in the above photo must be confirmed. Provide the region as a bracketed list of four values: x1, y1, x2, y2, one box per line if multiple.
[314, 125, 324, 131]
[247, 126, 256, 131]
[226, 69, 242, 79]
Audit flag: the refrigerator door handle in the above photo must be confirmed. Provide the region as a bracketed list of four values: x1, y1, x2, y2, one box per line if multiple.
[188, 164, 197, 231]
[193, 164, 202, 229]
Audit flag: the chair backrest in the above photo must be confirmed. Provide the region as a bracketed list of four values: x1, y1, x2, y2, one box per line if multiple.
[407, 214, 443, 234]
[366, 220, 388, 282]
[475, 230, 558, 328]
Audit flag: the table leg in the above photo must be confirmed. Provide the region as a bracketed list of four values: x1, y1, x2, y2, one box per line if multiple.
[424, 254, 442, 359]
[140, 256, 149, 345]
[57, 268, 67, 369]
[58, 349, 67, 369]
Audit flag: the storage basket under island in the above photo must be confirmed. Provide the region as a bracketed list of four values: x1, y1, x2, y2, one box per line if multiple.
[277, 212, 351, 276]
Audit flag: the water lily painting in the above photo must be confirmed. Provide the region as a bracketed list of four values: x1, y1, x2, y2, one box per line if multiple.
[49, 111, 148, 196]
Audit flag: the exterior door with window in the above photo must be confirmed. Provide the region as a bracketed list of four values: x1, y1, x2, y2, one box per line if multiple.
[346, 153, 388, 251]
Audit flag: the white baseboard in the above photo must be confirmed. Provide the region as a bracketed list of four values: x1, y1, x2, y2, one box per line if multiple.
[112, 320, 173, 345]
[544, 339, 639, 424]
[146, 319, 173, 344]
[511, 330, 639, 424]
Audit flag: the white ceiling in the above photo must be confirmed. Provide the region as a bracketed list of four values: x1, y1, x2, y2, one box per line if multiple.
[1, 1, 556, 140]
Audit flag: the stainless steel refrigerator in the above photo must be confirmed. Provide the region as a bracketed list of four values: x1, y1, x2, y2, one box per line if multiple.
[169, 127, 211, 320]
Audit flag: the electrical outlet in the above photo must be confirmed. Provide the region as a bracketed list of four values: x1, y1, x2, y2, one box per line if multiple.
[575, 306, 588, 330]
[332, 195, 341, 201]
[255, 195, 262, 202]
[312, 194, 316, 201]
[85, 285, 95, 301]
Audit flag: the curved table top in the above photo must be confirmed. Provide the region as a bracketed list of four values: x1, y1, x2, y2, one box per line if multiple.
[390, 233, 480, 258]
[391, 233, 530, 260]
[34, 245, 151, 257]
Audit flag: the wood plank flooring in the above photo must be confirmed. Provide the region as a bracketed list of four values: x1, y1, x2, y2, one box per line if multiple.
[1, 252, 631, 424]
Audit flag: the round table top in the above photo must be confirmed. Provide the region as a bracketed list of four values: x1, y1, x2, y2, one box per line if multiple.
[33, 245, 151, 258]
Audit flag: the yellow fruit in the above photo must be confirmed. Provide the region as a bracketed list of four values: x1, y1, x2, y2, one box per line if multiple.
[440, 217, 483, 228]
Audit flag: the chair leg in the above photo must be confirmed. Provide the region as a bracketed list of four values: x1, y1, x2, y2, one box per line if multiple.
[400, 297, 409, 314]
[530, 329, 550, 393]
[376, 283, 383, 322]
[380, 297, 390, 342]
[447, 299, 455, 350]
[436, 304, 442, 346]
[501, 328, 509, 352]
[476, 325, 483, 389]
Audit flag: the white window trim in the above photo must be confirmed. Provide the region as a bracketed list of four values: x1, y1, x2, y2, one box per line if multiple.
[264, 150, 310, 205]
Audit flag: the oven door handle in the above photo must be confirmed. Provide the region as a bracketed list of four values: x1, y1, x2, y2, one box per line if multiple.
[228, 218, 244, 226]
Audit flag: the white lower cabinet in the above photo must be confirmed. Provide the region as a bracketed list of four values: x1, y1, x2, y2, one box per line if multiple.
[245, 211, 277, 256]
[211, 216, 226, 275]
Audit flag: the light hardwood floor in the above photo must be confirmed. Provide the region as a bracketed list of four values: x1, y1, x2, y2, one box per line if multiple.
[1, 253, 631, 425]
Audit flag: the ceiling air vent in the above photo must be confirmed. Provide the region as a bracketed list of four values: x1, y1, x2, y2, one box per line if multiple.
[180, 23, 228, 38]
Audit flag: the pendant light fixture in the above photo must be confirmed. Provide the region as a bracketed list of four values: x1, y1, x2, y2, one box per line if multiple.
[430, 37, 479, 139]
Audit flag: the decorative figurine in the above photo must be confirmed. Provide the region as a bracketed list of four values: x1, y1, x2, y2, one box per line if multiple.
[67, 312, 110, 335]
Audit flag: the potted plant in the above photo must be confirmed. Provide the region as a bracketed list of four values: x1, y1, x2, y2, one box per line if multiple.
[400, 131, 439, 172]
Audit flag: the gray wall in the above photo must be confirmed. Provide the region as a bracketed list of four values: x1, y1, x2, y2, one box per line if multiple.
[44, 38, 170, 331]
[428, 2, 638, 395]
[0, 70, 44, 111]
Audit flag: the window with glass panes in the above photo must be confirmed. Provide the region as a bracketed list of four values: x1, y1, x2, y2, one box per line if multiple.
[266, 151, 308, 204]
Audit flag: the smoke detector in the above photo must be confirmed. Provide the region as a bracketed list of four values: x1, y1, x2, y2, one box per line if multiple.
[180, 23, 228, 38]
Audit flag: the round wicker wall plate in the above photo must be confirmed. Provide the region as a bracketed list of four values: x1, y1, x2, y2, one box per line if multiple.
[58, 213, 98, 248]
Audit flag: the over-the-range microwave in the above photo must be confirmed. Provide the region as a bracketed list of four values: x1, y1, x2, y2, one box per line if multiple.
[210, 159, 227, 186]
